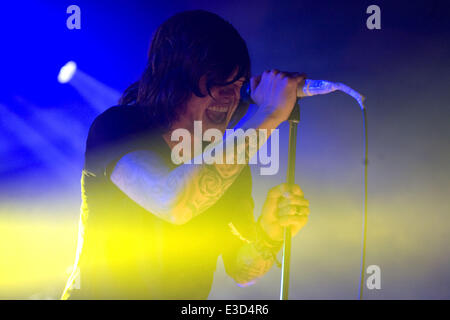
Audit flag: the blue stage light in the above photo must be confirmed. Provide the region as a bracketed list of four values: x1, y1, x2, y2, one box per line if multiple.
[58, 61, 77, 83]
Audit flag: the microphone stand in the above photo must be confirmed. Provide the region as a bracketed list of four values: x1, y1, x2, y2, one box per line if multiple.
[280, 98, 301, 300]
[239, 83, 302, 299]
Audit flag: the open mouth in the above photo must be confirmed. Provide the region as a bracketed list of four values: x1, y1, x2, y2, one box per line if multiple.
[205, 105, 230, 124]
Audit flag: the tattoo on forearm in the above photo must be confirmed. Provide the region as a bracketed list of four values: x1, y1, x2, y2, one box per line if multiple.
[171, 130, 264, 219]
[112, 128, 269, 223]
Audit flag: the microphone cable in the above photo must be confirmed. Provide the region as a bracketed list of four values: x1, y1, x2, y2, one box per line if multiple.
[359, 104, 368, 300]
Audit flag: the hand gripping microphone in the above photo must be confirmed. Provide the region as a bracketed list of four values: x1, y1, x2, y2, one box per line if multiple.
[241, 78, 365, 110]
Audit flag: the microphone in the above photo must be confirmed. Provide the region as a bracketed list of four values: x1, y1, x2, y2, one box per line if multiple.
[240, 79, 365, 110]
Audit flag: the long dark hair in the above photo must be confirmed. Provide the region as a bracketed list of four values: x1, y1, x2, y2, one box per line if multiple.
[119, 10, 251, 131]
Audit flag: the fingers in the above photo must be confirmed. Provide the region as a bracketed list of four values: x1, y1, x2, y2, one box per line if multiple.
[260, 182, 310, 240]
[250, 70, 306, 111]
[263, 69, 280, 76]
[256, 70, 306, 84]
[278, 214, 308, 230]
[278, 196, 309, 209]
[285, 183, 304, 197]
[290, 71, 307, 79]
[266, 69, 305, 80]
[277, 205, 310, 217]
[250, 75, 261, 93]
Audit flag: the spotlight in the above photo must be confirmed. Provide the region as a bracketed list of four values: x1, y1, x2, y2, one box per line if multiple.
[58, 61, 77, 83]
[57, 61, 121, 112]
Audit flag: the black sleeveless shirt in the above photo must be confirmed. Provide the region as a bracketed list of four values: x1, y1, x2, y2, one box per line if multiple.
[62, 105, 255, 299]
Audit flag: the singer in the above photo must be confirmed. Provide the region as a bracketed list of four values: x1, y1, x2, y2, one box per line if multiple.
[62, 10, 310, 299]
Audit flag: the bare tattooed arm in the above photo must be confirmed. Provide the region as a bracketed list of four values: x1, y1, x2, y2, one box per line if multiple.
[110, 111, 281, 225]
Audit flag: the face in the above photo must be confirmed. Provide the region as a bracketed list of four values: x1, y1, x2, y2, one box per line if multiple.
[175, 70, 245, 135]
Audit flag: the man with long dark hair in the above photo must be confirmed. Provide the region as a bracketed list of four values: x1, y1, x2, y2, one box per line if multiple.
[62, 10, 310, 299]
